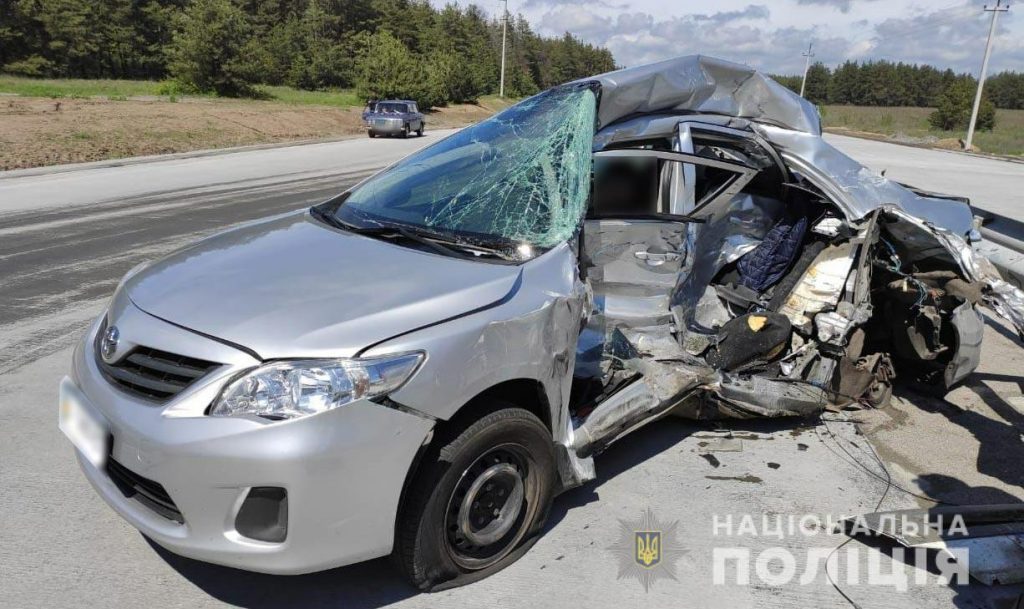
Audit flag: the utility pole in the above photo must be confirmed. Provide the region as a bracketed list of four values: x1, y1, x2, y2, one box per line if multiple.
[799, 42, 814, 98]
[965, 0, 1010, 150]
[499, 0, 508, 98]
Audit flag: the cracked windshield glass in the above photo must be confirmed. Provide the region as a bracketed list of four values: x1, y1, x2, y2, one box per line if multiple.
[337, 85, 597, 253]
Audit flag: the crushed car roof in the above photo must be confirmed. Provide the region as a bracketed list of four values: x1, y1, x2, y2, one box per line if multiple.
[576, 54, 822, 135]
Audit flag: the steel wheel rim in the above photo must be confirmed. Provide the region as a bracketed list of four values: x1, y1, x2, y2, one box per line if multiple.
[443, 444, 534, 570]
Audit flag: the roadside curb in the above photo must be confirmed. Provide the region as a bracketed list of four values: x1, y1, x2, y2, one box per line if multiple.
[824, 130, 1024, 165]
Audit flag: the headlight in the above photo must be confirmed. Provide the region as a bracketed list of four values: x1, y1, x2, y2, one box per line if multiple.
[211, 352, 424, 420]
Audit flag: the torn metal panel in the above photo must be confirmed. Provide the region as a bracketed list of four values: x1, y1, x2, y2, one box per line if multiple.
[619, 326, 689, 361]
[672, 193, 784, 329]
[884, 207, 1024, 339]
[715, 374, 828, 417]
[843, 505, 1024, 585]
[572, 358, 710, 455]
[592, 114, 755, 152]
[577, 55, 821, 135]
[759, 125, 976, 237]
[946, 300, 985, 387]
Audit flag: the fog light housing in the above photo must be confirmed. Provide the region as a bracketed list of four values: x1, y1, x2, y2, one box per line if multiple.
[235, 487, 288, 543]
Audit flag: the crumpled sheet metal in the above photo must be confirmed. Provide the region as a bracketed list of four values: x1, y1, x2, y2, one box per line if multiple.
[672, 193, 783, 326]
[758, 125, 975, 236]
[592, 113, 753, 152]
[886, 206, 1024, 339]
[572, 357, 710, 453]
[577, 55, 821, 135]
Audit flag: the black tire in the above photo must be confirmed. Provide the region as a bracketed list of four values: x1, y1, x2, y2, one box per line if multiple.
[395, 405, 556, 591]
[368, 130, 376, 138]
[416, 123, 424, 137]
[402, 124, 410, 138]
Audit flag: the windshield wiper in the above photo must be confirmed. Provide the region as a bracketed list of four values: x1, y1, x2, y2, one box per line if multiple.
[311, 206, 518, 261]
[312, 208, 466, 258]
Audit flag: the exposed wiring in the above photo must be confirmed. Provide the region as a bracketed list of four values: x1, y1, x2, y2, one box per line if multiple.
[878, 237, 930, 309]
[817, 415, 961, 609]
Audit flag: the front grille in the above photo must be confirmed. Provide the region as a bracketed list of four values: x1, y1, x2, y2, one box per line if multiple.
[106, 457, 184, 523]
[98, 341, 219, 401]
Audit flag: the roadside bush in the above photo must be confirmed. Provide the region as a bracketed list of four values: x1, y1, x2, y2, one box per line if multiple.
[2, 55, 56, 77]
[167, 0, 260, 98]
[354, 31, 428, 106]
[929, 79, 996, 132]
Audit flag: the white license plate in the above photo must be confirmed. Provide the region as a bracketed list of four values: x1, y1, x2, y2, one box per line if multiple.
[59, 378, 108, 468]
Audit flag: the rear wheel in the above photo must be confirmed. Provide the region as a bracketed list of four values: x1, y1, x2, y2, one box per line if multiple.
[416, 123, 424, 137]
[368, 130, 376, 138]
[395, 405, 555, 590]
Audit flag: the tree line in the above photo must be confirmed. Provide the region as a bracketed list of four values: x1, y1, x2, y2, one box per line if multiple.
[773, 59, 1024, 110]
[0, 0, 616, 107]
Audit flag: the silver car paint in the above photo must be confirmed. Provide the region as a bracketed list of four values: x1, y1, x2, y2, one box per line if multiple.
[127, 212, 521, 360]
[69, 309, 434, 574]
[63, 54, 1024, 576]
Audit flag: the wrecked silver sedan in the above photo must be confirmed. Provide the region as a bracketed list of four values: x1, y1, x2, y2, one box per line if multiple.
[59, 55, 1024, 590]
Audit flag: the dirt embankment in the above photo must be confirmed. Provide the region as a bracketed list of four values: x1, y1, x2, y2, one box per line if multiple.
[0, 96, 501, 170]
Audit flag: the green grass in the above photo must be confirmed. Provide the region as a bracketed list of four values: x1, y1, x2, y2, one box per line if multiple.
[0, 75, 169, 98]
[0, 74, 363, 108]
[255, 85, 361, 107]
[821, 105, 1024, 157]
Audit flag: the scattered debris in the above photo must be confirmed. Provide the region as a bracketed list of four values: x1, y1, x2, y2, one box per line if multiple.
[705, 474, 763, 483]
[697, 438, 744, 453]
[700, 453, 722, 468]
[843, 505, 1024, 585]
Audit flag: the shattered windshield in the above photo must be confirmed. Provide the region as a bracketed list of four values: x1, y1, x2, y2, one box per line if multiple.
[337, 85, 597, 251]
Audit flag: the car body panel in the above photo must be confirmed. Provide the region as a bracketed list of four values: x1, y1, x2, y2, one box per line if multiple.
[126, 212, 521, 360]
[69, 313, 433, 575]
[62, 54, 1024, 578]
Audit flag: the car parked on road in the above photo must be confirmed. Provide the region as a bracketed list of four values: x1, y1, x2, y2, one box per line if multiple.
[364, 99, 425, 138]
[59, 56, 1024, 591]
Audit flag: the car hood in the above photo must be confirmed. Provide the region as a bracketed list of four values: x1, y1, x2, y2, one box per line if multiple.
[126, 212, 521, 359]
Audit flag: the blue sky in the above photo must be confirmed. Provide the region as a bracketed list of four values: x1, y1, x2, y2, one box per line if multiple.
[430, 0, 1023, 75]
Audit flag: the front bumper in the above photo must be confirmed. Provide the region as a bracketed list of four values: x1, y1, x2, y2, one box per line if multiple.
[67, 312, 434, 574]
[368, 118, 406, 134]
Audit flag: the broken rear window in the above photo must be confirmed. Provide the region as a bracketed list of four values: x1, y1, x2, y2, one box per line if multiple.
[337, 85, 597, 250]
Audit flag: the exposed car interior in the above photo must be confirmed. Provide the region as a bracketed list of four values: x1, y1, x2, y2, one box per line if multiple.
[569, 118, 985, 454]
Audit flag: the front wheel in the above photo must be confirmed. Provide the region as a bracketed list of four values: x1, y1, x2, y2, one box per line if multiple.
[402, 124, 410, 138]
[394, 405, 556, 590]
[416, 124, 424, 137]
[368, 130, 376, 138]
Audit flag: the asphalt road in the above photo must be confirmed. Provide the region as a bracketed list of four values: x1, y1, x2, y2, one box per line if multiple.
[2, 133, 1024, 609]
[823, 133, 1024, 218]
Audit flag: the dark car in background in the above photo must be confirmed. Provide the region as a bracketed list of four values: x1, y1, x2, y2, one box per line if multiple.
[364, 100, 425, 138]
